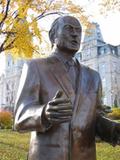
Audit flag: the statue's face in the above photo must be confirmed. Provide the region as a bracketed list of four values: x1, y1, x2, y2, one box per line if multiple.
[55, 16, 82, 53]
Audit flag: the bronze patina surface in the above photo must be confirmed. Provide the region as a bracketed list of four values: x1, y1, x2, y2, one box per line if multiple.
[14, 16, 120, 160]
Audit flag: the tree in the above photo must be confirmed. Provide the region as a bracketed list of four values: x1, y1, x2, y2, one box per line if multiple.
[0, 0, 90, 58]
[0, 0, 119, 58]
[99, 0, 120, 14]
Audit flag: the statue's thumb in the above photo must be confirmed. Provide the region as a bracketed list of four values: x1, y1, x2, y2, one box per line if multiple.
[53, 90, 63, 99]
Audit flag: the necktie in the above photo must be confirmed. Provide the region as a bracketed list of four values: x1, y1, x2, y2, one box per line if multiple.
[66, 59, 77, 90]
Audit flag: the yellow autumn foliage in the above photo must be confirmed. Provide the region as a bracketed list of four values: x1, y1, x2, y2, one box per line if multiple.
[30, 21, 42, 42]
[0, 0, 119, 58]
[10, 20, 33, 58]
[100, 0, 120, 13]
[0, 0, 88, 58]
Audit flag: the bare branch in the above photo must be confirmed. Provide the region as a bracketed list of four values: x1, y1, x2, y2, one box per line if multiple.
[0, 31, 16, 35]
[0, 0, 11, 28]
[47, 0, 55, 5]
[0, 29, 16, 53]
[0, 34, 9, 52]
[35, 11, 64, 21]
[32, 0, 63, 22]
[0, 37, 16, 53]
[0, 44, 5, 53]
[32, 47, 41, 55]
[11, 10, 18, 18]
[3, 38, 15, 51]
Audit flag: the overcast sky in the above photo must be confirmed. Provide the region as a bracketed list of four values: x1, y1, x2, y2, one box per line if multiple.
[72, 0, 120, 45]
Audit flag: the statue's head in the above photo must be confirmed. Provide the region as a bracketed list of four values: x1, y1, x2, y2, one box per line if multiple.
[49, 16, 82, 53]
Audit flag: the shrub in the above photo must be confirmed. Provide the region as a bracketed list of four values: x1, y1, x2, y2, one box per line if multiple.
[0, 111, 13, 129]
[107, 107, 120, 120]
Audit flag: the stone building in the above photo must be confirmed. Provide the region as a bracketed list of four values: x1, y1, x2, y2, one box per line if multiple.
[76, 23, 120, 107]
[0, 74, 5, 108]
[0, 51, 47, 110]
[0, 54, 24, 111]
[0, 23, 120, 109]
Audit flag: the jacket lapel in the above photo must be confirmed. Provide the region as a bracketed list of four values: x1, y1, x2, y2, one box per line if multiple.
[71, 62, 95, 126]
[72, 60, 82, 111]
[47, 56, 75, 105]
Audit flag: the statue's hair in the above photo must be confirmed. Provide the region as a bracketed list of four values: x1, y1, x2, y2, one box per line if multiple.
[49, 17, 61, 48]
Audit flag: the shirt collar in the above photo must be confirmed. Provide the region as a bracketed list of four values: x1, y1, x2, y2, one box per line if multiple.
[53, 51, 76, 66]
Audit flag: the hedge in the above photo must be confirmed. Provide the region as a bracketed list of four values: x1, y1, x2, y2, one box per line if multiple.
[107, 107, 120, 120]
[0, 111, 13, 129]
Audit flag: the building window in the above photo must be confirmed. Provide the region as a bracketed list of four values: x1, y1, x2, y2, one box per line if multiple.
[102, 78, 106, 88]
[112, 62, 117, 72]
[6, 96, 8, 103]
[98, 47, 108, 56]
[97, 32, 101, 39]
[112, 49, 115, 55]
[104, 48, 107, 53]
[99, 48, 104, 55]
[6, 83, 9, 90]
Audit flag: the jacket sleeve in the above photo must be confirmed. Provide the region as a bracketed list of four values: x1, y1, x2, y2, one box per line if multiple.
[14, 60, 51, 133]
[95, 73, 118, 145]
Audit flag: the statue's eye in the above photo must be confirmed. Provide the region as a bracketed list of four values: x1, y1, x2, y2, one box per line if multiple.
[64, 25, 81, 33]
[64, 25, 73, 32]
[76, 28, 81, 33]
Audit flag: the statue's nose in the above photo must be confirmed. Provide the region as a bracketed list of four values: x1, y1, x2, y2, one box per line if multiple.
[70, 28, 80, 37]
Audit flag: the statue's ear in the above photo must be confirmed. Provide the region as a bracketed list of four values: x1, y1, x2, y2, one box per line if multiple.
[54, 38, 58, 44]
[49, 28, 56, 44]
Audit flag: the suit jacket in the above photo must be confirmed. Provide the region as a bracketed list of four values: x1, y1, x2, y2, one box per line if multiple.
[14, 55, 117, 160]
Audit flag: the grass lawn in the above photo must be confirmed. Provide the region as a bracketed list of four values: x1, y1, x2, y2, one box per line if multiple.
[96, 142, 120, 160]
[0, 130, 29, 160]
[0, 130, 120, 160]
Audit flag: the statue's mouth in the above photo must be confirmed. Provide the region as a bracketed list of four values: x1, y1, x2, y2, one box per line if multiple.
[71, 40, 79, 45]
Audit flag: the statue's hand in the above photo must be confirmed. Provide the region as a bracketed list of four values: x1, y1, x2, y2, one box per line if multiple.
[44, 90, 72, 124]
[112, 123, 120, 146]
[116, 123, 120, 145]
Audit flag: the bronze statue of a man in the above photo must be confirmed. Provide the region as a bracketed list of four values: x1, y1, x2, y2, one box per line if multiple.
[14, 16, 120, 160]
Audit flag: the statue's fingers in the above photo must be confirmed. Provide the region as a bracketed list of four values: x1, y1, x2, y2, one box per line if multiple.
[53, 90, 63, 99]
[57, 102, 72, 106]
[46, 111, 72, 119]
[49, 98, 71, 105]
[49, 117, 72, 124]
[57, 109, 72, 114]
[48, 104, 72, 111]
[117, 137, 120, 145]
